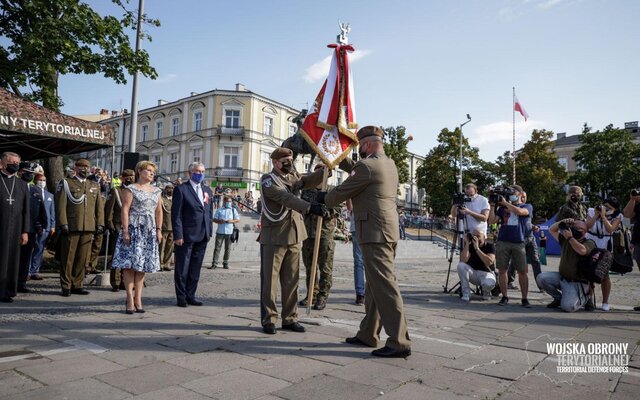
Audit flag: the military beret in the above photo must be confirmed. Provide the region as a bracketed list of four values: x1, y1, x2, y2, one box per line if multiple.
[19, 161, 37, 172]
[75, 159, 91, 167]
[509, 184, 524, 193]
[121, 169, 135, 177]
[271, 147, 293, 159]
[356, 126, 384, 141]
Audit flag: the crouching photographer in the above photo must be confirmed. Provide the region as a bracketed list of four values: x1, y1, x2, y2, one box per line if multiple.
[450, 183, 490, 234]
[536, 219, 596, 312]
[457, 228, 496, 302]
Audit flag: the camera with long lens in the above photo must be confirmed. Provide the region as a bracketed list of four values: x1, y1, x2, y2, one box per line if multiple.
[488, 186, 515, 204]
[631, 189, 640, 197]
[595, 205, 603, 212]
[558, 221, 569, 230]
[453, 192, 472, 207]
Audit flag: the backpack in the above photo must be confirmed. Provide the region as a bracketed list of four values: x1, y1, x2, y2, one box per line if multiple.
[579, 247, 613, 284]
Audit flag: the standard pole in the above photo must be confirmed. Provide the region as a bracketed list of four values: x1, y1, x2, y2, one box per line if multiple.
[458, 124, 463, 193]
[128, 0, 144, 152]
[306, 166, 329, 315]
[512, 87, 516, 185]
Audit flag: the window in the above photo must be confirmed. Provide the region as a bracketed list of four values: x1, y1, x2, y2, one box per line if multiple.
[223, 146, 239, 168]
[261, 152, 271, 172]
[156, 120, 163, 139]
[193, 111, 203, 131]
[153, 155, 162, 172]
[558, 156, 568, 172]
[141, 124, 148, 142]
[171, 117, 180, 136]
[264, 116, 273, 136]
[191, 148, 201, 163]
[225, 109, 240, 128]
[169, 152, 178, 173]
[289, 124, 297, 137]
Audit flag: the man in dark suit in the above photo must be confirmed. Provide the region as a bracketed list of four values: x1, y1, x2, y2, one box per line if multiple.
[171, 162, 214, 307]
[28, 173, 55, 281]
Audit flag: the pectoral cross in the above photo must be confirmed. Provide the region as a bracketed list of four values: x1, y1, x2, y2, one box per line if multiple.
[6, 196, 14, 205]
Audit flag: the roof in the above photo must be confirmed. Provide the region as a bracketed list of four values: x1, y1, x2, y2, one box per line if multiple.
[0, 88, 114, 159]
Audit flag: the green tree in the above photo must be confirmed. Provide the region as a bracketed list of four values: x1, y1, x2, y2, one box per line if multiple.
[383, 126, 412, 184]
[0, 0, 159, 187]
[494, 129, 567, 220]
[572, 123, 640, 203]
[416, 127, 491, 217]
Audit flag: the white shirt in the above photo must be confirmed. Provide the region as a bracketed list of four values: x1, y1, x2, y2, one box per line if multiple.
[458, 194, 490, 234]
[189, 179, 204, 205]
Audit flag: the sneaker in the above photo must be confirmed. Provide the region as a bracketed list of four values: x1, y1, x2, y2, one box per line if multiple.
[498, 296, 509, 306]
[521, 299, 532, 308]
[584, 300, 595, 312]
[461, 294, 470, 302]
[547, 299, 561, 308]
[355, 295, 364, 305]
[507, 282, 519, 290]
[482, 294, 492, 301]
[601, 303, 610, 311]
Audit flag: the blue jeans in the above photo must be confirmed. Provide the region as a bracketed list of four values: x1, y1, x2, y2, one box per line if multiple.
[351, 232, 365, 296]
[29, 230, 50, 276]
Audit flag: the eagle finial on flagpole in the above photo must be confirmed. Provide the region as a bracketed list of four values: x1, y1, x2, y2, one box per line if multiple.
[337, 21, 350, 45]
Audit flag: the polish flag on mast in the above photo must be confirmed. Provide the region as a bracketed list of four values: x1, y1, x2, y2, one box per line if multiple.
[514, 95, 529, 121]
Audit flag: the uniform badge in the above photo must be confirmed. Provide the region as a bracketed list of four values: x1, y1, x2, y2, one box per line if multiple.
[351, 170, 356, 176]
[263, 178, 273, 188]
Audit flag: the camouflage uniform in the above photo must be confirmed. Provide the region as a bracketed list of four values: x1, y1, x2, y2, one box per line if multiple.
[301, 187, 339, 305]
[556, 201, 588, 222]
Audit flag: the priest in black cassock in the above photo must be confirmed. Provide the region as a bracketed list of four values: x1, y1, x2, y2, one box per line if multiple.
[0, 151, 30, 303]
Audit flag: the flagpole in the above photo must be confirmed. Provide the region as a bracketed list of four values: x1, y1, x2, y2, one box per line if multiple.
[512, 87, 516, 185]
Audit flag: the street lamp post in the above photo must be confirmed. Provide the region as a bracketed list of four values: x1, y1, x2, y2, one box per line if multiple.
[458, 114, 472, 193]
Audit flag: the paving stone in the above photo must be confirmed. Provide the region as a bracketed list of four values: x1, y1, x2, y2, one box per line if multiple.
[242, 354, 336, 383]
[16, 354, 125, 385]
[0, 377, 130, 400]
[379, 381, 471, 399]
[611, 382, 640, 399]
[95, 361, 203, 395]
[167, 349, 260, 375]
[183, 368, 289, 400]
[499, 373, 611, 400]
[273, 374, 381, 400]
[326, 358, 422, 391]
[130, 385, 213, 400]
[0, 369, 44, 397]
[414, 367, 511, 398]
[445, 344, 545, 380]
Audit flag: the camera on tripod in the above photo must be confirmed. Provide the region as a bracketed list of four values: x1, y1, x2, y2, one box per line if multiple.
[488, 186, 515, 204]
[453, 192, 472, 207]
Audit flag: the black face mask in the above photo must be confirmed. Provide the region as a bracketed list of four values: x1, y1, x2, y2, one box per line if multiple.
[570, 227, 583, 239]
[5, 164, 19, 174]
[280, 161, 292, 174]
[123, 178, 135, 186]
[570, 195, 580, 203]
[165, 191, 173, 197]
[21, 173, 34, 182]
[358, 144, 367, 160]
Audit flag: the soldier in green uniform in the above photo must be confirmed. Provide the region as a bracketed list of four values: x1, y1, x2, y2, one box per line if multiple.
[299, 165, 340, 310]
[557, 185, 588, 221]
[104, 169, 134, 291]
[55, 159, 105, 296]
[159, 184, 174, 271]
[258, 147, 326, 335]
[318, 126, 412, 358]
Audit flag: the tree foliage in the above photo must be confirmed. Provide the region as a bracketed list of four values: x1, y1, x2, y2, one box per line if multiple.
[0, 0, 160, 110]
[494, 129, 567, 220]
[382, 126, 412, 184]
[416, 127, 493, 216]
[572, 124, 640, 203]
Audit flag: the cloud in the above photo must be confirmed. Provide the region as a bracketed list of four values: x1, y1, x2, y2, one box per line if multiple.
[538, 0, 569, 9]
[498, 0, 576, 19]
[303, 49, 372, 84]
[469, 119, 545, 147]
[153, 73, 178, 84]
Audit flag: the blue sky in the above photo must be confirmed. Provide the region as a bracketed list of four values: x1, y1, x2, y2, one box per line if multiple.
[59, 0, 640, 161]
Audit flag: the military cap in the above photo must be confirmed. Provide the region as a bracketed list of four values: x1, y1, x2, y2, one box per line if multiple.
[121, 169, 135, 177]
[270, 147, 293, 160]
[509, 184, 524, 193]
[75, 158, 91, 167]
[19, 161, 37, 172]
[356, 125, 384, 141]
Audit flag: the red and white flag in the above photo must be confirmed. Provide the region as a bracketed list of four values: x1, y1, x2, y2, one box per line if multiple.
[300, 44, 358, 168]
[514, 95, 529, 121]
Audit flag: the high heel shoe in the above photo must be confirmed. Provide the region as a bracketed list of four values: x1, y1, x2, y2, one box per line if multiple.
[135, 306, 145, 314]
[125, 300, 135, 314]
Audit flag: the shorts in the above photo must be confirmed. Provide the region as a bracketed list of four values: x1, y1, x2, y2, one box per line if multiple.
[496, 241, 527, 272]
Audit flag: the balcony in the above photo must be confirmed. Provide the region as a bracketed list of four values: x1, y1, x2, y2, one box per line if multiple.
[217, 125, 245, 137]
[214, 167, 243, 178]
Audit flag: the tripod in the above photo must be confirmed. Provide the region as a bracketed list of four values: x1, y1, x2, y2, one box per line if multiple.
[443, 208, 468, 293]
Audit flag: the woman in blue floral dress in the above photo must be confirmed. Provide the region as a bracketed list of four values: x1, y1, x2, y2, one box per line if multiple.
[112, 161, 163, 314]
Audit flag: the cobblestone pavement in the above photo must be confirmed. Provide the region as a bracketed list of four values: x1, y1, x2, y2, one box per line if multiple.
[1, 236, 639, 400]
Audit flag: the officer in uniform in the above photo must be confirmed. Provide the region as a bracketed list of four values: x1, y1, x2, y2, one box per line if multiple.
[318, 126, 412, 358]
[299, 165, 340, 311]
[159, 184, 174, 271]
[104, 169, 134, 291]
[55, 159, 105, 296]
[258, 147, 326, 335]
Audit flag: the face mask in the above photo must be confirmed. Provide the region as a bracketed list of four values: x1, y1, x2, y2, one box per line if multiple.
[5, 164, 19, 174]
[21, 173, 34, 182]
[570, 227, 583, 239]
[191, 172, 204, 184]
[570, 194, 580, 203]
[224, 201, 232, 208]
[77, 170, 88, 179]
[36, 181, 46, 189]
[165, 191, 173, 197]
[280, 161, 292, 174]
[358, 143, 368, 160]
[509, 195, 519, 203]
